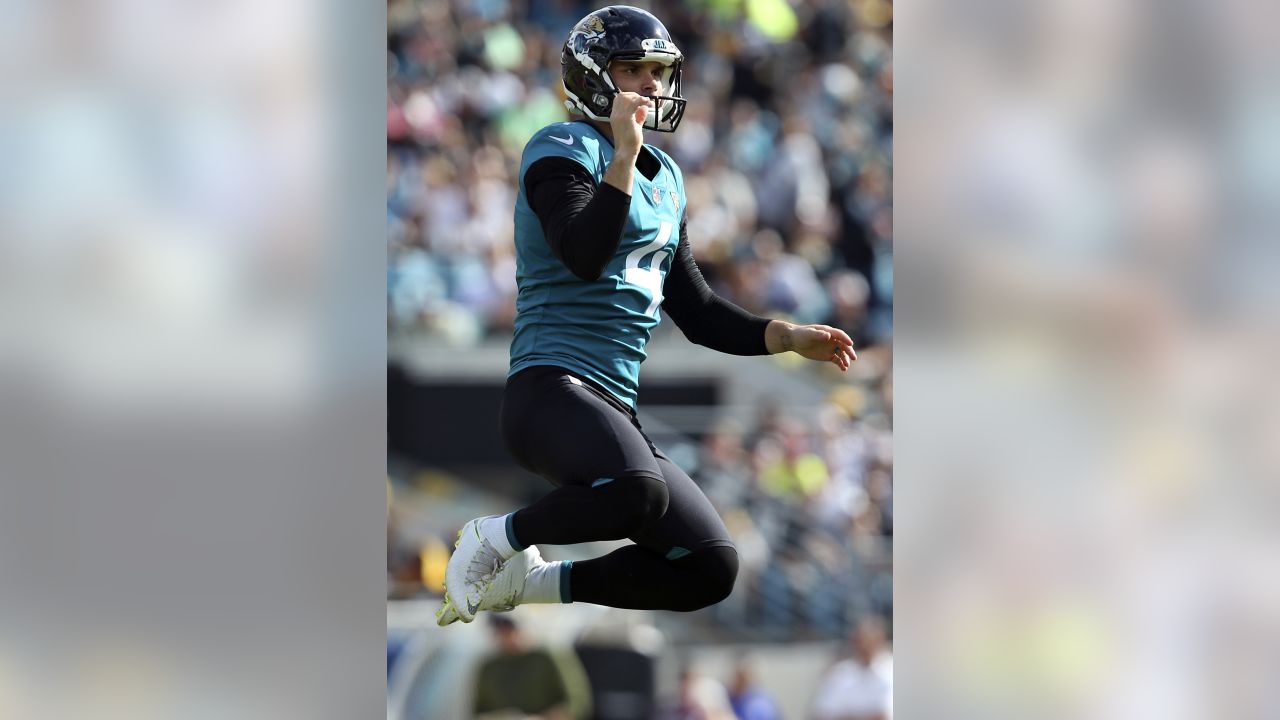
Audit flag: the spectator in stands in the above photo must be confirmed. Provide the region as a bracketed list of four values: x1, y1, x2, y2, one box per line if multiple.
[759, 418, 830, 504]
[810, 615, 893, 720]
[823, 270, 872, 347]
[386, 507, 425, 599]
[660, 666, 737, 720]
[727, 656, 782, 720]
[473, 615, 593, 720]
[696, 419, 752, 512]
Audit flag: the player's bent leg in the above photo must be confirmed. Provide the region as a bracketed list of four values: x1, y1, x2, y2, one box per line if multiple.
[567, 544, 738, 612]
[442, 366, 668, 625]
[563, 449, 740, 611]
[441, 472, 668, 624]
[508, 472, 669, 547]
[442, 542, 735, 619]
[498, 366, 670, 546]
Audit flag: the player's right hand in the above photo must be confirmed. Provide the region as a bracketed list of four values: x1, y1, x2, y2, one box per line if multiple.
[610, 91, 653, 155]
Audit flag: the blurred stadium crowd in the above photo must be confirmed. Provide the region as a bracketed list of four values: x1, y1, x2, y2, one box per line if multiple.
[690, 386, 893, 638]
[387, 0, 893, 646]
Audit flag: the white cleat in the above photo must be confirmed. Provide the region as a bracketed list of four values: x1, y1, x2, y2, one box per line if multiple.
[442, 516, 509, 624]
[437, 545, 545, 627]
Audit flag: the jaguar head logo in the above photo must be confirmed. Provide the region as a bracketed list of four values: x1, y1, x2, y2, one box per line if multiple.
[570, 15, 607, 53]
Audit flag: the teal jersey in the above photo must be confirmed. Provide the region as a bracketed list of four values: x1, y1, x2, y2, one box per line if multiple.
[510, 121, 687, 408]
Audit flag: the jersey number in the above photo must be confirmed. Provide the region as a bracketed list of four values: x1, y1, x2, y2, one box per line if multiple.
[623, 221, 671, 317]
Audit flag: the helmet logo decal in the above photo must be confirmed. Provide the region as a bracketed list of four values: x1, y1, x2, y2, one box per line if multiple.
[570, 15, 607, 52]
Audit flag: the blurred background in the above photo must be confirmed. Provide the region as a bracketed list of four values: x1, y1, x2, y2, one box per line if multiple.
[0, 1, 387, 718]
[385, 0, 893, 717]
[895, 0, 1280, 718]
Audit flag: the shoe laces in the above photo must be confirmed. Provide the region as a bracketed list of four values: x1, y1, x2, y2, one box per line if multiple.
[465, 537, 504, 586]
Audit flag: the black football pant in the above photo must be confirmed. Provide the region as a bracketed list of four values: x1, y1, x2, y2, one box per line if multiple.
[500, 365, 738, 612]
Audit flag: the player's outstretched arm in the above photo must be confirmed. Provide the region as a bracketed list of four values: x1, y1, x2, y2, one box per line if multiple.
[765, 320, 858, 372]
[661, 221, 857, 372]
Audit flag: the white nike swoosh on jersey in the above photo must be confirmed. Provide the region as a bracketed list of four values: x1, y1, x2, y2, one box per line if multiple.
[549, 134, 574, 145]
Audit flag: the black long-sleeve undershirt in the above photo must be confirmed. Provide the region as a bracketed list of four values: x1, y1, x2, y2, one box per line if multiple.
[524, 154, 771, 356]
[525, 155, 630, 282]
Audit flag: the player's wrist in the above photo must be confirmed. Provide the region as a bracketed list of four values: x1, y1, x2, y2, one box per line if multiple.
[613, 141, 642, 159]
[764, 320, 796, 354]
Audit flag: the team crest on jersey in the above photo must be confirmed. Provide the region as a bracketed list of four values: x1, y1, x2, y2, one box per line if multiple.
[652, 186, 663, 204]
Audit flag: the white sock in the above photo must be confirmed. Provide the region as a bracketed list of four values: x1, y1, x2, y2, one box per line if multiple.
[521, 560, 570, 605]
[479, 514, 517, 560]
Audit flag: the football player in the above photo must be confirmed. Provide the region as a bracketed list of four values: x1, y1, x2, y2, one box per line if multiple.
[438, 5, 856, 625]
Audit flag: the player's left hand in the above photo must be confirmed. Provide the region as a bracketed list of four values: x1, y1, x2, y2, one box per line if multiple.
[787, 324, 857, 372]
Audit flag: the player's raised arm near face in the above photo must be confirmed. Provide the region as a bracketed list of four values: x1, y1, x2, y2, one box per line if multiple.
[601, 92, 651, 195]
[610, 91, 651, 155]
